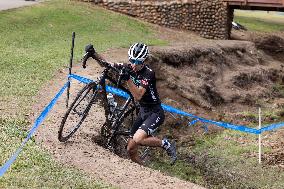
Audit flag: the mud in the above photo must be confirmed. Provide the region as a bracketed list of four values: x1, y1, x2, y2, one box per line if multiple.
[255, 35, 284, 61]
[148, 41, 284, 115]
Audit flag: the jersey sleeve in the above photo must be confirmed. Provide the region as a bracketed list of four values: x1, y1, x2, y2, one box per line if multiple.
[140, 71, 154, 89]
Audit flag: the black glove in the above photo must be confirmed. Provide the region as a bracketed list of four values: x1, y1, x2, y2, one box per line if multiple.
[122, 65, 136, 81]
[121, 72, 130, 81]
[124, 65, 131, 72]
[85, 44, 96, 57]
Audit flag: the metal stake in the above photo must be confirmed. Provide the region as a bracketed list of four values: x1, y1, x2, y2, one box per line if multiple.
[66, 32, 75, 108]
[258, 107, 262, 164]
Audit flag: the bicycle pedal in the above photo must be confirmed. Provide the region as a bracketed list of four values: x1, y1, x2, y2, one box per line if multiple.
[107, 145, 114, 151]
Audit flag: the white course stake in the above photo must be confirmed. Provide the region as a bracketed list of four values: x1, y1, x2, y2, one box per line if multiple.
[258, 107, 262, 164]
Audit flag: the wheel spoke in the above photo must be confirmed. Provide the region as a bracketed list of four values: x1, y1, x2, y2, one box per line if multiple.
[58, 83, 98, 142]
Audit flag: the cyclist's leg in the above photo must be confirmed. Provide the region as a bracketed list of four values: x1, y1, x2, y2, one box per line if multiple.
[133, 108, 165, 147]
[135, 109, 177, 165]
[127, 139, 142, 164]
[127, 114, 143, 164]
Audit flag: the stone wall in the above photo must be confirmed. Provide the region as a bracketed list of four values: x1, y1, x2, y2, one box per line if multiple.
[89, 0, 233, 39]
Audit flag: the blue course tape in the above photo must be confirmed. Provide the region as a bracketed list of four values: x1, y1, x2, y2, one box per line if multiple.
[69, 74, 284, 134]
[106, 86, 130, 98]
[0, 82, 69, 177]
[1, 73, 283, 177]
[69, 74, 262, 134]
[70, 74, 284, 134]
[188, 119, 199, 126]
[69, 74, 92, 84]
[163, 104, 261, 134]
[69, 74, 130, 98]
[260, 122, 284, 133]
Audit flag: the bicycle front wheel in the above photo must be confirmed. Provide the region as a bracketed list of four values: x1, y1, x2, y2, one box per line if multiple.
[58, 82, 99, 142]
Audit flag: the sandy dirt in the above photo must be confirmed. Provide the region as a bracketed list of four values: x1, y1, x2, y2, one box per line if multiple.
[32, 54, 205, 189]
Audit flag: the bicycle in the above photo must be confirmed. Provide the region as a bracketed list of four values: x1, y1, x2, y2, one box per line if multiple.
[58, 44, 150, 158]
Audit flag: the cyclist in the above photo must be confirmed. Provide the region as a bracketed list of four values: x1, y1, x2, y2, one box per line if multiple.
[89, 43, 177, 165]
[122, 43, 177, 165]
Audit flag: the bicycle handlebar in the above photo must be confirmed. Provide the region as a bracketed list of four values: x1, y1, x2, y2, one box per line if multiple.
[81, 47, 119, 72]
[81, 44, 128, 87]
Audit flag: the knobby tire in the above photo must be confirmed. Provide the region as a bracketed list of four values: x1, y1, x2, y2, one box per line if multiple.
[58, 82, 98, 142]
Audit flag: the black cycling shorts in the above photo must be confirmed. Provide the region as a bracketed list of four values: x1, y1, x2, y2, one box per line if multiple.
[130, 105, 165, 137]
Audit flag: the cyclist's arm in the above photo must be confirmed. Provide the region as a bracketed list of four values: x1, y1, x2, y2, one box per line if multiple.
[127, 80, 146, 101]
[93, 52, 108, 63]
[127, 71, 152, 101]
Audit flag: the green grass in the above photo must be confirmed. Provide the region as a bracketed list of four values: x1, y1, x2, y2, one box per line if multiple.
[0, 0, 166, 187]
[0, 0, 165, 116]
[151, 130, 284, 189]
[235, 10, 284, 24]
[234, 10, 284, 32]
[0, 118, 111, 188]
[236, 110, 282, 124]
[149, 158, 205, 185]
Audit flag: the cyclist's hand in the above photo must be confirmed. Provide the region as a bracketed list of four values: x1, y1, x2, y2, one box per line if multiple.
[121, 72, 130, 81]
[122, 65, 136, 80]
[85, 44, 96, 55]
[82, 44, 97, 68]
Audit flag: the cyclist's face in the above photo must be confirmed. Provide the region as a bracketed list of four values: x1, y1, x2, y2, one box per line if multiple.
[130, 62, 144, 72]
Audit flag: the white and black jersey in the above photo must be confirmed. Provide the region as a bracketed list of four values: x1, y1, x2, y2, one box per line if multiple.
[114, 63, 164, 136]
[130, 65, 161, 107]
[114, 63, 161, 107]
[130, 65, 164, 137]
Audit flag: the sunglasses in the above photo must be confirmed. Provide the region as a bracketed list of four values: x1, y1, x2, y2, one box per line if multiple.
[129, 58, 143, 65]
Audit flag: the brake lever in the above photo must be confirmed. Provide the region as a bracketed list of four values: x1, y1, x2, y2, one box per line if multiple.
[82, 52, 90, 69]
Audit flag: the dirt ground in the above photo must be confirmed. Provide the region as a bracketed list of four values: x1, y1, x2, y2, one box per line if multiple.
[32, 24, 284, 189]
[32, 54, 205, 188]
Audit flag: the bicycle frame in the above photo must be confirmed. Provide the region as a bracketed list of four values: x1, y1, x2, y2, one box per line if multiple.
[96, 66, 135, 116]
[83, 65, 137, 148]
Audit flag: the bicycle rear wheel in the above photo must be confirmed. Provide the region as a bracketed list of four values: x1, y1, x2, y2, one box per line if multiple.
[101, 104, 153, 161]
[58, 82, 99, 142]
[103, 106, 136, 156]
